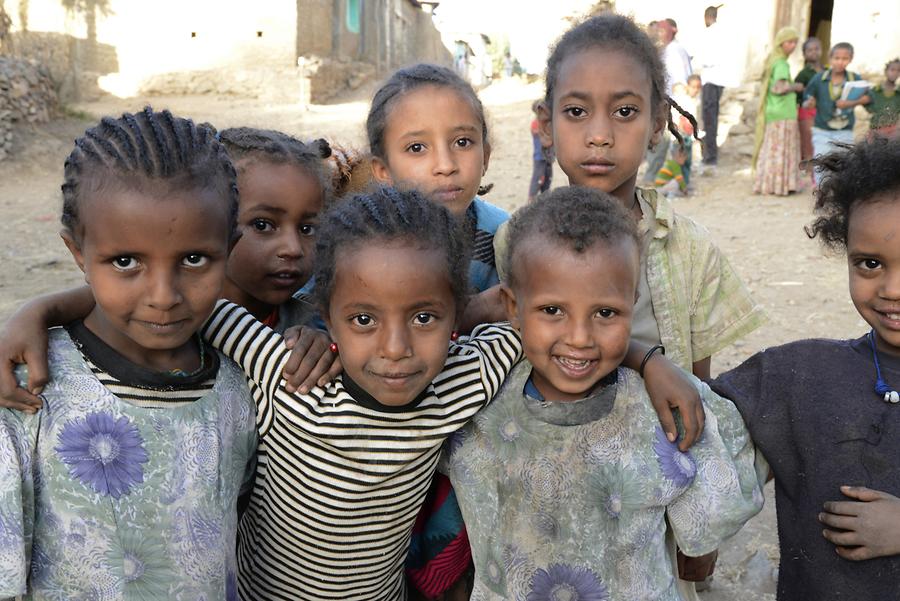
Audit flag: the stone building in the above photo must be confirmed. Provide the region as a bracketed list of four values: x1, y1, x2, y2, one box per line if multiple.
[1, 0, 451, 102]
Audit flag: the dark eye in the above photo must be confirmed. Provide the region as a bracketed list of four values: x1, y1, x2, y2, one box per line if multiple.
[860, 258, 882, 270]
[615, 106, 638, 118]
[112, 256, 138, 270]
[183, 254, 209, 267]
[252, 219, 274, 232]
[414, 313, 435, 325]
[455, 137, 473, 149]
[563, 107, 586, 118]
[597, 308, 616, 318]
[352, 314, 373, 327]
[541, 306, 562, 316]
[407, 143, 425, 153]
[299, 224, 317, 236]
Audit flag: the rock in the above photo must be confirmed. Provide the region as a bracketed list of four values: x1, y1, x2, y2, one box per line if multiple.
[729, 122, 753, 135]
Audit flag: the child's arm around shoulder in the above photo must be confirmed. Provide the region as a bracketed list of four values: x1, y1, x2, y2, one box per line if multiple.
[451, 322, 522, 402]
[665, 379, 765, 558]
[0, 286, 94, 412]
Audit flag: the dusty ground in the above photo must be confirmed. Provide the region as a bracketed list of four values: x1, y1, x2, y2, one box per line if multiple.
[0, 79, 869, 599]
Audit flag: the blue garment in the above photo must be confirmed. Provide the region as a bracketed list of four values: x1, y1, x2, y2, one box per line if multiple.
[467, 198, 509, 292]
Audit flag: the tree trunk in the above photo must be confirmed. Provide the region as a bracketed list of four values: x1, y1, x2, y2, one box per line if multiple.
[85, 0, 97, 69]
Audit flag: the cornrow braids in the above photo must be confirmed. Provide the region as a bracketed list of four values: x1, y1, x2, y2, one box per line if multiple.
[505, 186, 639, 287]
[326, 142, 375, 199]
[367, 63, 494, 195]
[61, 106, 239, 239]
[806, 136, 900, 251]
[313, 186, 471, 316]
[215, 126, 334, 206]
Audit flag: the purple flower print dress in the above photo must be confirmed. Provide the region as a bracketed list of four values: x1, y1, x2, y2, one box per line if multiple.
[446, 360, 765, 601]
[0, 328, 257, 600]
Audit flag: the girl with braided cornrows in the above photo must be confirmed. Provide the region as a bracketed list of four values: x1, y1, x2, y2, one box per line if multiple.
[0, 107, 257, 599]
[490, 13, 766, 596]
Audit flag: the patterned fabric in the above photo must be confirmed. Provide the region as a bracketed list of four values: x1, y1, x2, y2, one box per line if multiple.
[0, 328, 257, 600]
[447, 360, 764, 601]
[753, 119, 803, 195]
[202, 301, 522, 601]
[864, 84, 900, 131]
[654, 159, 687, 192]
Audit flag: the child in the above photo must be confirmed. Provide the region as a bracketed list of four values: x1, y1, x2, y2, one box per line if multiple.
[795, 37, 823, 167]
[0, 108, 258, 598]
[0, 184, 706, 600]
[447, 187, 763, 599]
[528, 100, 554, 203]
[214, 127, 332, 331]
[672, 74, 701, 186]
[710, 135, 900, 600]
[863, 58, 900, 137]
[653, 144, 688, 197]
[365, 62, 509, 598]
[495, 13, 764, 595]
[803, 42, 865, 181]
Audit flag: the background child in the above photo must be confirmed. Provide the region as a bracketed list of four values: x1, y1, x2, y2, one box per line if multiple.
[528, 99, 554, 203]
[710, 135, 900, 600]
[863, 58, 900, 137]
[497, 13, 765, 594]
[448, 187, 763, 600]
[0, 107, 257, 599]
[672, 74, 702, 187]
[795, 37, 823, 168]
[653, 144, 688, 197]
[803, 42, 865, 182]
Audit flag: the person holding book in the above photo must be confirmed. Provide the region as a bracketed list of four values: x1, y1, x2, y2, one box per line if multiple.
[802, 42, 867, 182]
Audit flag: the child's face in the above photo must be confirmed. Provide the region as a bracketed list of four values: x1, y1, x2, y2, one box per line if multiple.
[830, 48, 853, 74]
[502, 235, 639, 401]
[325, 242, 457, 406]
[63, 186, 230, 370]
[781, 39, 798, 56]
[886, 62, 900, 84]
[687, 78, 702, 98]
[847, 195, 900, 355]
[540, 47, 664, 207]
[371, 85, 490, 217]
[225, 161, 323, 319]
[804, 40, 821, 63]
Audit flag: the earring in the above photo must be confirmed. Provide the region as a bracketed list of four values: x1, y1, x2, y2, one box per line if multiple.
[450, 331, 460, 342]
[329, 342, 339, 354]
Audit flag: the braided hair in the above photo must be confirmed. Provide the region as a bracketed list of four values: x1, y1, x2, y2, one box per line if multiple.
[313, 186, 471, 315]
[367, 63, 494, 196]
[215, 127, 334, 206]
[544, 14, 699, 149]
[61, 106, 239, 239]
[505, 186, 639, 287]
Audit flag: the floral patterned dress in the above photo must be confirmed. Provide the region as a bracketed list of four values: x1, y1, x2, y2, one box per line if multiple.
[446, 360, 764, 601]
[0, 328, 257, 600]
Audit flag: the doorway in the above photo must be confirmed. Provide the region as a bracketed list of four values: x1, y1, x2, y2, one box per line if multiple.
[808, 0, 833, 52]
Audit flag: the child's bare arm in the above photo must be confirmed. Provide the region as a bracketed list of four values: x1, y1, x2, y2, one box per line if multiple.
[458, 286, 506, 334]
[820, 486, 900, 560]
[623, 340, 705, 451]
[0, 287, 94, 411]
[281, 326, 342, 393]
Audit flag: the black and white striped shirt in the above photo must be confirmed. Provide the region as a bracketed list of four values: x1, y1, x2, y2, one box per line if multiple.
[203, 301, 521, 601]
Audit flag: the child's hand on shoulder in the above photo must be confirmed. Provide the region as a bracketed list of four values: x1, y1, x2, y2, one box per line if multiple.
[281, 326, 342, 394]
[820, 485, 900, 560]
[0, 305, 51, 413]
[642, 351, 705, 452]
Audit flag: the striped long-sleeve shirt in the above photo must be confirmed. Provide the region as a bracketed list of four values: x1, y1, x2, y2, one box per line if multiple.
[202, 301, 522, 600]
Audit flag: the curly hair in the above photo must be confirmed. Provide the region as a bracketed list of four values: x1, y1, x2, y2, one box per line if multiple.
[544, 13, 698, 148]
[312, 186, 471, 315]
[366, 63, 494, 196]
[806, 136, 900, 251]
[505, 185, 639, 286]
[215, 127, 334, 207]
[61, 106, 238, 240]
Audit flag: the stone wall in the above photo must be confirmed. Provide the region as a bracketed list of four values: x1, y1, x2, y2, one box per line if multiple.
[0, 56, 57, 161]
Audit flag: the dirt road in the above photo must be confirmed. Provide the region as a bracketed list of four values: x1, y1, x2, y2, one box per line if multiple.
[0, 79, 867, 599]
